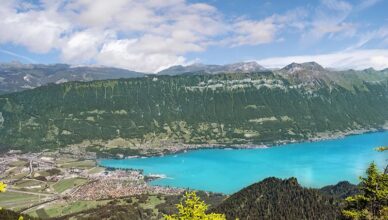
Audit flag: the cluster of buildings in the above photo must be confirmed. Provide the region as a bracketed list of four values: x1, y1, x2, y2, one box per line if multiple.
[71, 178, 183, 200]
[1, 150, 184, 204]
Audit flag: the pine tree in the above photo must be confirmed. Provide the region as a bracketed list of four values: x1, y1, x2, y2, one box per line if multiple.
[342, 162, 388, 219]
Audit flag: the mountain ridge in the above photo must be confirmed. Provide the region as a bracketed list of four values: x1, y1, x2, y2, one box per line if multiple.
[157, 61, 268, 75]
[0, 62, 145, 94]
[213, 177, 340, 220]
[0, 70, 387, 154]
[1, 61, 388, 95]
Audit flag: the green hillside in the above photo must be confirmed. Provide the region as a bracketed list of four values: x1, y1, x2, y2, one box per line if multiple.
[212, 177, 340, 220]
[0, 71, 387, 153]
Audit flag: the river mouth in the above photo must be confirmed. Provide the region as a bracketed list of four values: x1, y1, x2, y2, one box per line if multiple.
[99, 131, 388, 194]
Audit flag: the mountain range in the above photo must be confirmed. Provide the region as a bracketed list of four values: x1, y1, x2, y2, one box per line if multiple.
[157, 61, 268, 75]
[0, 62, 144, 94]
[0, 61, 387, 153]
[1, 61, 387, 95]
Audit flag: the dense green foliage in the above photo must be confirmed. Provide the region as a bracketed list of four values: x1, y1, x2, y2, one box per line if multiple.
[49, 193, 225, 220]
[0, 71, 387, 152]
[342, 162, 388, 219]
[320, 181, 360, 200]
[0, 209, 39, 220]
[0, 179, 358, 220]
[164, 192, 226, 220]
[212, 177, 340, 220]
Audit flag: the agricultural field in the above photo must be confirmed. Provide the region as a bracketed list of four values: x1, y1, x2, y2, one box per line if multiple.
[0, 191, 47, 210]
[52, 178, 88, 193]
[59, 160, 96, 169]
[26, 200, 111, 219]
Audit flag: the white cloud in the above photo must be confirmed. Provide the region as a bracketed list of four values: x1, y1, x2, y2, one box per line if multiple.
[302, 0, 355, 41]
[347, 26, 388, 50]
[0, 0, 232, 72]
[0, 1, 69, 53]
[228, 19, 276, 46]
[355, 0, 382, 11]
[257, 49, 388, 70]
[96, 40, 187, 73]
[61, 30, 115, 63]
[0, 0, 386, 72]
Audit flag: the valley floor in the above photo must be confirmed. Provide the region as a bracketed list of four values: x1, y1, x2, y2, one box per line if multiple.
[0, 150, 186, 219]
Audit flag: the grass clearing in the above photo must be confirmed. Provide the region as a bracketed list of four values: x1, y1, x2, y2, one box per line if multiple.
[8, 160, 28, 167]
[0, 191, 44, 210]
[4, 171, 28, 181]
[140, 195, 164, 215]
[27, 200, 110, 218]
[60, 160, 95, 169]
[14, 179, 44, 188]
[56, 158, 79, 164]
[52, 178, 88, 193]
[87, 167, 105, 174]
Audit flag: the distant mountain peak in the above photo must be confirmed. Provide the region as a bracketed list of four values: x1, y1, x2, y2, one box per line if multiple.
[225, 61, 267, 72]
[158, 61, 267, 75]
[282, 62, 325, 73]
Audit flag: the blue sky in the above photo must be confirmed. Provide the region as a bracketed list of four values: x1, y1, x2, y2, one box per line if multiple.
[0, 0, 387, 72]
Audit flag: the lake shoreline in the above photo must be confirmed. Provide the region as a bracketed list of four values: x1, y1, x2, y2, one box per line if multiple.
[99, 127, 387, 159]
[98, 131, 387, 194]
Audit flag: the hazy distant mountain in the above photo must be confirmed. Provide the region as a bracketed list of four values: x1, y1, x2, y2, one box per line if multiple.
[158, 61, 267, 75]
[281, 61, 325, 73]
[275, 61, 388, 89]
[0, 62, 145, 94]
[2, 61, 387, 95]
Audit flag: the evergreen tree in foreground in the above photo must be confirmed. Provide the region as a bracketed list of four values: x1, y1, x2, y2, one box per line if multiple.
[342, 162, 388, 219]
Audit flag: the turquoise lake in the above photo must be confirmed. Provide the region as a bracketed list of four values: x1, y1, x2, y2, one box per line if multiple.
[99, 131, 388, 194]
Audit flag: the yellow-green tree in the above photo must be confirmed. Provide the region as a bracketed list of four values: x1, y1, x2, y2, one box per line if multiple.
[0, 181, 6, 193]
[374, 146, 388, 152]
[0, 181, 6, 211]
[164, 191, 226, 220]
[342, 162, 388, 219]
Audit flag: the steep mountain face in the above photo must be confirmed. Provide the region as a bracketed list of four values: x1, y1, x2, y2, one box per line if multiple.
[276, 62, 332, 85]
[212, 177, 340, 220]
[158, 61, 267, 75]
[281, 61, 325, 73]
[0, 62, 145, 94]
[276, 62, 388, 91]
[0, 70, 387, 153]
[320, 181, 360, 200]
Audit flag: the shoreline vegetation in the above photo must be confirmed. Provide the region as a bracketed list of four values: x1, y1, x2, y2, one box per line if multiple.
[93, 127, 387, 159]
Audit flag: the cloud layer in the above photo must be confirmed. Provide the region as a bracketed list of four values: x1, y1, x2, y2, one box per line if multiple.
[0, 0, 387, 72]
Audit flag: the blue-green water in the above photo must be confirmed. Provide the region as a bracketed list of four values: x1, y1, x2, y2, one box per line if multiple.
[99, 132, 388, 194]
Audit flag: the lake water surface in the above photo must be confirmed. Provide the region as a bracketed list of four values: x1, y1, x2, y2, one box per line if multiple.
[99, 131, 388, 194]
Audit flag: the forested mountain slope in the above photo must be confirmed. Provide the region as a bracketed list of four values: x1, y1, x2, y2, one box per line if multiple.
[0, 69, 387, 152]
[212, 177, 340, 220]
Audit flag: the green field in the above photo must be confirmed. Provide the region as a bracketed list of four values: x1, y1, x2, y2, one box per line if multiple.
[13, 179, 46, 190]
[8, 160, 28, 167]
[87, 167, 105, 174]
[60, 160, 96, 169]
[52, 178, 88, 193]
[27, 200, 110, 218]
[0, 191, 46, 210]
